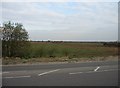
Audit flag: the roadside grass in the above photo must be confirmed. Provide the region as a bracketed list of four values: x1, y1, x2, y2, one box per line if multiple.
[3, 56, 118, 65]
[2, 42, 118, 65]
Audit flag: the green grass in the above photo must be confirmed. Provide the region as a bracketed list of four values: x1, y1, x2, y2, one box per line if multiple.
[3, 42, 118, 65]
[29, 42, 118, 59]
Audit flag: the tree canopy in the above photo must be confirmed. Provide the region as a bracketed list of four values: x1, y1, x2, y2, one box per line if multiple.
[2, 21, 30, 58]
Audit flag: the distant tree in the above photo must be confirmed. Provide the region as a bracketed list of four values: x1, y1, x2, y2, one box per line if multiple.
[2, 21, 30, 58]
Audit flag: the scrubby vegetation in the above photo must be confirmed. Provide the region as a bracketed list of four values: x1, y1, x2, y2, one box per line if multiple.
[29, 42, 118, 59]
[2, 21, 30, 58]
[1, 21, 118, 65]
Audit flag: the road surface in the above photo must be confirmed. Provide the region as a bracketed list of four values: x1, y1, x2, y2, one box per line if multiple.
[2, 61, 119, 86]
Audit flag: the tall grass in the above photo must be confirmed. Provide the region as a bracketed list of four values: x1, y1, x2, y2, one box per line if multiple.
[27, 42, 118, 59]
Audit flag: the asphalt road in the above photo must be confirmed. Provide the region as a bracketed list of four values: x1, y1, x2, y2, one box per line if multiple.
[2, 61, 119, 86]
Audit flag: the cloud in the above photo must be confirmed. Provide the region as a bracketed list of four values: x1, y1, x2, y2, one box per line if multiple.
[1, 2, 118, 41]
[2, 0, 120, 2]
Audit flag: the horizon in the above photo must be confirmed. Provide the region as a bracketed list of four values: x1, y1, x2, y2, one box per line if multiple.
[29, 40, 118, 42]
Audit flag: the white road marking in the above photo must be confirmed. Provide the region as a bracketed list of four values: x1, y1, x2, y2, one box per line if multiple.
[3, 75, 31, 79]
[38, 69, 60, 76]
[94, 67, 100, 72]
[3, 72, 9, 74]
[69, 69, 119, 75]
[0, 72, 9, 74]
[69, 72, 83, 75]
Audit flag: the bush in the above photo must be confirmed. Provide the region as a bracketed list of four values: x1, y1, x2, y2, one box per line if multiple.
[2, 21, 30, 58]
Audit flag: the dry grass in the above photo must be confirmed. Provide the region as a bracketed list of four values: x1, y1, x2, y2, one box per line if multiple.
[29, 42, 118, 58]
[2, 42, 118, 65]
[2, 56, 118, 65]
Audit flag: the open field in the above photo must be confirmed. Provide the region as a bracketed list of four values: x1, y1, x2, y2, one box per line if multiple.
[2, 42, 118, 65]
[30, 42, 118, 58]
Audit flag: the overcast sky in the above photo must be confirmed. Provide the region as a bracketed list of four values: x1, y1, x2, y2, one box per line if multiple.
[1, 0, 118, 41]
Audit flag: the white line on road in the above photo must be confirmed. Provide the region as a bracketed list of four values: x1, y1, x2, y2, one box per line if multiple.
[3, 72, 10, 74]
[0, 72, 9, 74]
[69, 72, 83, 75]
[3, 75, 31, 79]
[94, 66, 100, 71]
[69, 69, 119, 75]
[38, 69, 60, 76]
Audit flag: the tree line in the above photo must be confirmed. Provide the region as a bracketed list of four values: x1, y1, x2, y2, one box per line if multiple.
[2, 21, 30, 58]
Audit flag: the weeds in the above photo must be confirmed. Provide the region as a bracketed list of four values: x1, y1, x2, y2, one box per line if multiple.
[28, 42, 118, 59]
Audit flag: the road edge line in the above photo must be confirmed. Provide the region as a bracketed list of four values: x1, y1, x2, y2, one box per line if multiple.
[3, 75, 31, 79]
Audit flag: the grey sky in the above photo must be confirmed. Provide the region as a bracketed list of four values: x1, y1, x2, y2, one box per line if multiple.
[1, 1, 118, 41]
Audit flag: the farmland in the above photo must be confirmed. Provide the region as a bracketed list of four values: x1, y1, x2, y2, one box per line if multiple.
[30, 41, 118, 58]
[3, 41, 118, 65]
